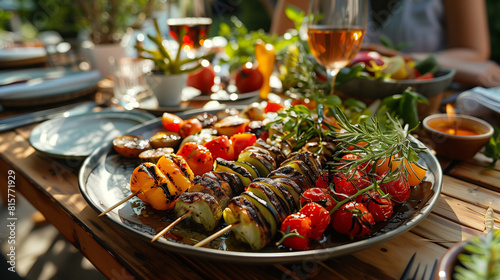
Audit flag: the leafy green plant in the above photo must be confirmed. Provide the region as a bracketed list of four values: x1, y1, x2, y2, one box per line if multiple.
[484, 126, 500, 168]
[375, 88, 428, 130]
[135, 19, 213, 75]
[454, 230, 500, 280]
[76, 0, 155, 44]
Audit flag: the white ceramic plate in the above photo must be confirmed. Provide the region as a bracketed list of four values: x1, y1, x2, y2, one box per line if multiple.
[29, 109, 156, 160]
[182, 86, 260, 102]
[0, 69, 102, 107]
[0, 47, 46, 61]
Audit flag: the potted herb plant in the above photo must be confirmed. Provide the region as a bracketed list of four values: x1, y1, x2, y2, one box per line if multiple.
[436, 229, 500, 280]
[76, 0, 155, 77]
[135, 18, 214, 107]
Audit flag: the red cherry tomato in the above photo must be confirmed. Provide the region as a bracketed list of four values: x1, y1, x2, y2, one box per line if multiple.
[379, 173, 411, 204]
[176, 142, 214, 176]
[331, 172, 358, 198]
[299, 203, 331, 239]
[203, 135, 234, 161]
[331, 201, 375, 238]
[235, 64, 264, 93]
[178, 118, 203, 139]
[279, 212, 312, 250]
[230, 133, 257, 159]
[356, 190, 394, 222]
[187, 62, 216, 94]
[300, 187, 336, 212]
[162, 112, 184, 133]
[264, 101, 286, 113]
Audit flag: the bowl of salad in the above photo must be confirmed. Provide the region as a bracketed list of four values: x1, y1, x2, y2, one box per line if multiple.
[335, 51, 455, 99]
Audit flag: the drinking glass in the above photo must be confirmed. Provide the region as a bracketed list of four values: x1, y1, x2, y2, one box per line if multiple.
[307, 0, 367, 94]
[166, 0, 212, 54]
[109, 57, 155, 109]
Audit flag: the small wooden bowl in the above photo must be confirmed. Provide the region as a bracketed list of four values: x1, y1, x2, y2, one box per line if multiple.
[422, 114, 494, 160]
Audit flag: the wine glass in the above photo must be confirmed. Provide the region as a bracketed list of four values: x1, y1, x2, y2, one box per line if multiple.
[166, 0, 212, 56]
[307, 0, 367, 94]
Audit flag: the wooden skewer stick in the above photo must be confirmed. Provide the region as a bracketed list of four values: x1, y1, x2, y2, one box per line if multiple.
[151, 210, 193, 243]
[98, 189, 141, 217]
[194, 223, 237, 248]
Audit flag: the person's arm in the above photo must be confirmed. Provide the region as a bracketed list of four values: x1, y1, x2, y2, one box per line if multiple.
[270, 0, 310, 35]
[439, 0, 490, 61]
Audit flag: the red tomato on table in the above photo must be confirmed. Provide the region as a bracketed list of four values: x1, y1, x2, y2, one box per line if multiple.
[235, 63, 264, 93]
[187, 61, 216, 94]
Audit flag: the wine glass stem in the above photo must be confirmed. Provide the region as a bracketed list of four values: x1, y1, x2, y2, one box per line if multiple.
[327, 68, 340, 95]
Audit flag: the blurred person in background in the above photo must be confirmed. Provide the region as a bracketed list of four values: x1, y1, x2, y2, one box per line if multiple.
[271, 0, 500, 88]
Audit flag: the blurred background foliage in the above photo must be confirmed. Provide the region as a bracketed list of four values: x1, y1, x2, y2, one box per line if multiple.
[486, 0, 500, 64]
[0, 0, 499, 64]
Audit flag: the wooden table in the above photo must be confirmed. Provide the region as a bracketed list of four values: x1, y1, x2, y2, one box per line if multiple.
[1, 97, 499, 280]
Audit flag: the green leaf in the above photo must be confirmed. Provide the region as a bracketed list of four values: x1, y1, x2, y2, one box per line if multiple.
[284, 5, 305, 30]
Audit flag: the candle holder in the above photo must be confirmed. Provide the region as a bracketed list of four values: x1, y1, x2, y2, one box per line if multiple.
[422, 114, 494, 160]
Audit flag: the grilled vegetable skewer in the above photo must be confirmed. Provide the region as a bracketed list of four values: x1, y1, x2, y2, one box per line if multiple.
[154, 139, 290, 239]
[196, 152, 322, 250]
[99, 154, 194, 217]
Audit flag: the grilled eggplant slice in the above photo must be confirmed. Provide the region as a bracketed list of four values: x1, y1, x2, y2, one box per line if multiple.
[253, 138, 286, 166]
[237, 146, 276, 177]
[202, 172, 234, 200]
[282, 152, 323, 179]
[233, 161, 260, 180]
[273, 177, 303, 209]
[268, 165, 315, 192]
[223, 196, 272, 251]
[214, 158, 253, 187]
[240, 191, 279, 236]
[245, 182, 288, 222]
[254, 177, 297, 214]
[174, 192, 222, 232]
[188, 176, 231, 210]
[211, 171, 244, 195]
[279, 160, 316, 187]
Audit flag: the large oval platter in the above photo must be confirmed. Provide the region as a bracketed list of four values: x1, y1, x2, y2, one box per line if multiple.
[78, 108, 443, 263]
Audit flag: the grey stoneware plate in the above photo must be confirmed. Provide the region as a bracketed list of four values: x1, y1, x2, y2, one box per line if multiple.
[78, 108, 443, 264]
[30, 109, 155, 160]
[336, 68, 455, 99]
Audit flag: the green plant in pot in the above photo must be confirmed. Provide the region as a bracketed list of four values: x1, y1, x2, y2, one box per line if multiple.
[135, 18, 214, 107]
[438, 229, 500, 280]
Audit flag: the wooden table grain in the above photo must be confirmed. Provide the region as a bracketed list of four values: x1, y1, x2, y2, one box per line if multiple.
[0, 101, 498, 280]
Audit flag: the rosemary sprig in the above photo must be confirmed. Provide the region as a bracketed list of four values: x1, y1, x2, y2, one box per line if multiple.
[265, 103, 335, 153]
[329, 107, 427, 181]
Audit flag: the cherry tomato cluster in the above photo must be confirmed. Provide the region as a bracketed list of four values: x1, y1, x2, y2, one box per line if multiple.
[162, 112, 260, 176]
[278, 151, 427, 250]
[278, 202, 330, 250]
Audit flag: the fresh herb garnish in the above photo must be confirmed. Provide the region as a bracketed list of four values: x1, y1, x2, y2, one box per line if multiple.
[266, 103, 335, 153]
[484, 126, 500, 168]
[330, 107, 426, 180]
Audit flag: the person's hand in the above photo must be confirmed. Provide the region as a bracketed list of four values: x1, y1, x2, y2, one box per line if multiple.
[437, 55, 500, 87]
